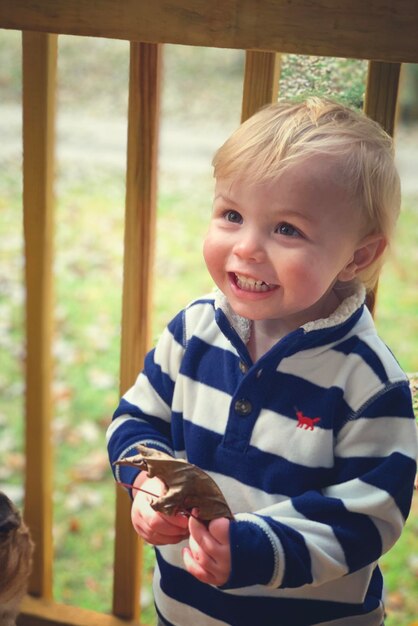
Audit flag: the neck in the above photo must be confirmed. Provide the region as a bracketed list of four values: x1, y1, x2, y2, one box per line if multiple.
[247, 289, 343, 361]
[247, 319, 289, 361]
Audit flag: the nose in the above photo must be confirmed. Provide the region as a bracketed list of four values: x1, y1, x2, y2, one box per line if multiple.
[232, 228, 266, 262]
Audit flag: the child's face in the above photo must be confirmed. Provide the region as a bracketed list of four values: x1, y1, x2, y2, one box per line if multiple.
[203, 156, 369, 332]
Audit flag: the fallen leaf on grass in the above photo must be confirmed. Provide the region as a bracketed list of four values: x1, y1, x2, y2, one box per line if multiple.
[386, 590, 405, 611]
[85, 577, 99, 592]
[69, 517, 81, 533]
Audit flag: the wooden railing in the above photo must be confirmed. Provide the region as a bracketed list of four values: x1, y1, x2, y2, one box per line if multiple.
[0, 2, 417, 625]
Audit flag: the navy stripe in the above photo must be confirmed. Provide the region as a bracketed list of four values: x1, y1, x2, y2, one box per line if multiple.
[112, 397, 144, 421]
[333, 455, 386, 484]
[181, 337, 242, 394]
[144, 350, 175, 408]
[166, 309, 186, 346]
[260, 374, 346, 427]
[333, 336, 388, 383]
[361, 452, 417, 520]
[182, 421, 334, 497]
[182, 346, 348, 428]
[156, 551, 379, 626]
[227, 517, 275, 587]
[355, 381, 413, 419]
[170, 410, 185, 451]
[292, 491, 383, 572]
[268, 518, 313, 587]
[112, 398, 171, 439]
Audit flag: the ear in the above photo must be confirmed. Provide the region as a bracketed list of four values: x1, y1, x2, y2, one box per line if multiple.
[338, 234, 387, 282]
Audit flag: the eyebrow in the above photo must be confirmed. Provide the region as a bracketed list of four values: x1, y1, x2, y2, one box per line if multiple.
[214, 195, 315, 224]
[278, 208, 316, 224]
[214, 193, 235, 203]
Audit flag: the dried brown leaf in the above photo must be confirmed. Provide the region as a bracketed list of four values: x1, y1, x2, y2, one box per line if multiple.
[115, 445, 233, 522]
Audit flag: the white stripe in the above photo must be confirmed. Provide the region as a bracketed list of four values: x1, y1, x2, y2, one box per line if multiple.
[211, 472, 288, 514]
[335, 416, 416, 459]
[185, 300, 240, 354]
[106, 415, 146, 443]
[251, 409, 334, 468]
[277, 347, 349, 388]
[154, 326, 184, 378]
[361, 333, 409, 382]
[124, 372, 171, 420]
[173, 377, 229, 433]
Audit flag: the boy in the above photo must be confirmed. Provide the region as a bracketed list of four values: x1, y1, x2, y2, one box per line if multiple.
[107, 98, 417, 626]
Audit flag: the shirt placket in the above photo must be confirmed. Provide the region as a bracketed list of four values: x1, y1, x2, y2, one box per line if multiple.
[222, 362, 266, 452]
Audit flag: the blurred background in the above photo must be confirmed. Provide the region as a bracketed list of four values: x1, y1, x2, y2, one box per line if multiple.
[0, 31, 417, 625]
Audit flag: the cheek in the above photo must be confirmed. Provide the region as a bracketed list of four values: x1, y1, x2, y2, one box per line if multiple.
[280, 255, 329, 290]
[203, 233, 223, 277]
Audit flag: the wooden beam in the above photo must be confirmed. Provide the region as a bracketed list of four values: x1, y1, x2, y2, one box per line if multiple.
[112, 41, 162, 621]
[22, 30, 57, 601]
[18, 595, 140, 626]
[1, 1, 418, 63]
[241, 51, 281, 122]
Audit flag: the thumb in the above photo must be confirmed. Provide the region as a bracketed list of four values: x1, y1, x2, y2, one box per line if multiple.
[208, 517, 230, 545]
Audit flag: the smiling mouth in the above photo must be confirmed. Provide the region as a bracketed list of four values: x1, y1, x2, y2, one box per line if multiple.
[233, 273, 277, 293]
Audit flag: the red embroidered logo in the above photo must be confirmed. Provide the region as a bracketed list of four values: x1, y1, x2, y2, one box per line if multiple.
[296, 409, 321, 431]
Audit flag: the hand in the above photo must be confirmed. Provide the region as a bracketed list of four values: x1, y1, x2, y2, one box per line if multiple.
[183, 513, 231, 586]
[130, 473, 189, 545]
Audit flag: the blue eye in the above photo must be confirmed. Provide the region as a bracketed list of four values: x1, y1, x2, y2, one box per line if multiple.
[224, 210, 243, 224]
[276, 222, 300, 237]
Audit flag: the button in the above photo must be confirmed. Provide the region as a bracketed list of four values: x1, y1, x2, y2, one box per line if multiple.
[256, 368, 263, 378]
[234, 399, 252, 415]
[239, 361, 248, 373]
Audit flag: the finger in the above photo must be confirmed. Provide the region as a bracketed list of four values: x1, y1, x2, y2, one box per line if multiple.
[208, 517, 230, 545]
[134, 491, 189, 532]
[162, 511, 190, 530]
[188, 517, 216, 558]
[132, 503, 189, 544]
[182, 547, 219, 585]
[188, 514, 208, 542]
[146, 531, 188, 546]
[188, 533, 216, 567]
[148, 511, 189, 536]
[189, 516, 228, 555]
[135, 517, 189, 545]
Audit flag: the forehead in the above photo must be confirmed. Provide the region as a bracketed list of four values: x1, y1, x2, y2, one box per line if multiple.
[215, 155, 354, 207]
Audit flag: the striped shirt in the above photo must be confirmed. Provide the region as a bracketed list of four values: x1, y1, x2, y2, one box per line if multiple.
[107, 285, 417, 626]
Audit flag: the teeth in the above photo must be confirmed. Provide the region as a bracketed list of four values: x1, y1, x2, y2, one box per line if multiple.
[235, 273, 273, 292]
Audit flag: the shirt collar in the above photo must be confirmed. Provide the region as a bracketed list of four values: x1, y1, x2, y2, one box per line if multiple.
[214, 282, 366, 344]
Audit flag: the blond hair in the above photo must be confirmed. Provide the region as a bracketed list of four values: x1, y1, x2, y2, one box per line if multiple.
[212, 98, 401, 291]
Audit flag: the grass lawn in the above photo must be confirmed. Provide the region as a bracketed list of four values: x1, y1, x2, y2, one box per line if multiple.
[0, 32, 417, 625]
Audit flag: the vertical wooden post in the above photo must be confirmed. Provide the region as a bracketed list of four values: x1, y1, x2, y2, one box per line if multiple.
[363, 60, 401, 313]
[241, 51, 281, 122]
[22, 31, 57, 600]
[112, 41, 162, 621]
[364, 61, 402, 137]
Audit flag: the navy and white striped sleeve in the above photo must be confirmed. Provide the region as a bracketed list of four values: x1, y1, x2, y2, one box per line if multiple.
[106, 310, 185, 487]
